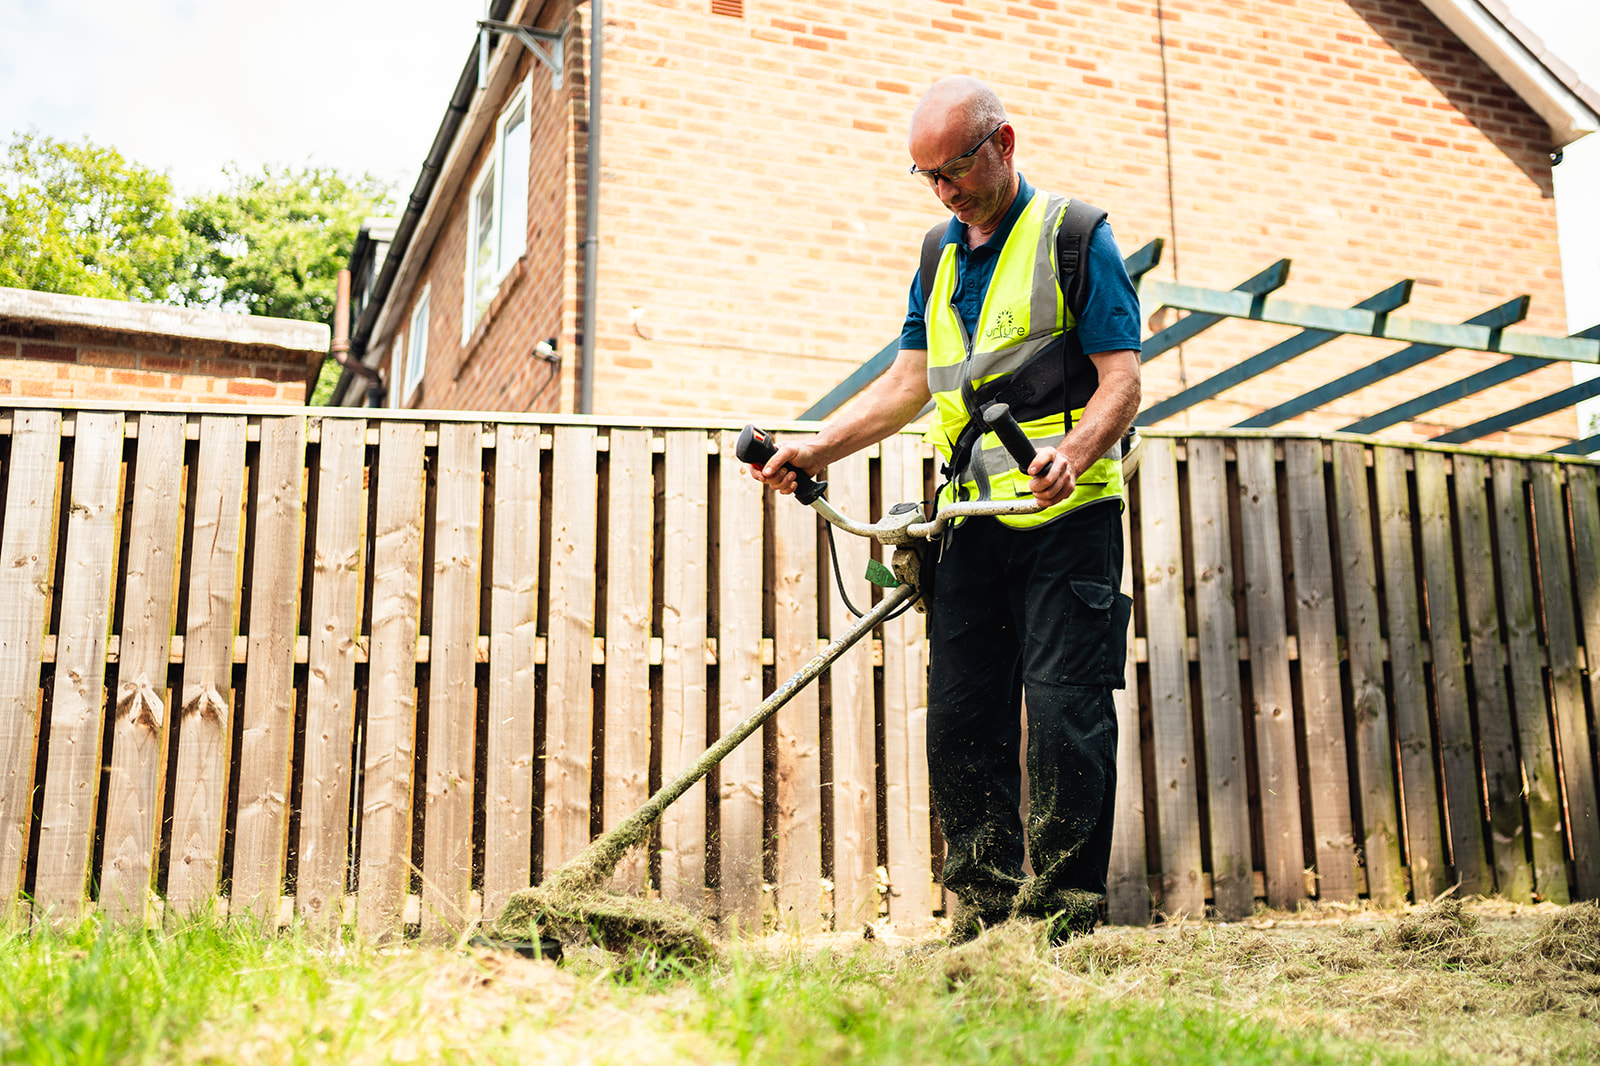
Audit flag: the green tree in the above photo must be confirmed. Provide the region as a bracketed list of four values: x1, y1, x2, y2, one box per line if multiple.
[0, 132, 198, 301]
[183, 165, 392, 323]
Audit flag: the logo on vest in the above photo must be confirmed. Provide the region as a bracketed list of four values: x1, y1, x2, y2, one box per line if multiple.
[984, 308, 1025, 342]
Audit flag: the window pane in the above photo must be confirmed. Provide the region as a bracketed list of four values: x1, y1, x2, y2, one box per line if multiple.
[472, 163, 497, 325]
[500, 99, 530, 273]
[406, 292, 430, 398]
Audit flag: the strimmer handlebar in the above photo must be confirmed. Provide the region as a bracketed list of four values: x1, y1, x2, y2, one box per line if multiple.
[736, 424, 829, 504]
[981, 402, 1040, 472]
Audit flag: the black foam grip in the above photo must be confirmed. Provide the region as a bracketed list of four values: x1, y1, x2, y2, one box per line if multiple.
[982, 403, 1038, 472]
[736, 424, 827, 503]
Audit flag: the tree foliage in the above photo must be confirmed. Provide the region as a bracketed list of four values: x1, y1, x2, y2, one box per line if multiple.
[0, 133, 198, 302]
[0, 132, 393, 327]
[183, 165, 393, 322]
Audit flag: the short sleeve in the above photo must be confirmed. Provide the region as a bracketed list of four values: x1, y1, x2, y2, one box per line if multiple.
[1071, 219, 1143, 356]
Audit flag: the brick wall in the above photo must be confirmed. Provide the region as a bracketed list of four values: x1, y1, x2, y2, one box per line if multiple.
[0, 322, 308, 406]
[383, 0, 1581, 449]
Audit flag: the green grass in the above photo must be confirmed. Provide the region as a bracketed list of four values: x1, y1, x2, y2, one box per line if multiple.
[0, 915, 1490, 1065]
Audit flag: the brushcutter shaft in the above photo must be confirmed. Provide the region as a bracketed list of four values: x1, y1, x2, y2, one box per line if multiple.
[542, 580, 919, 897]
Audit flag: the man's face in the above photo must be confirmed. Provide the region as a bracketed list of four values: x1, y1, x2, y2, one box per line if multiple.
[908, 115, 1014, 231]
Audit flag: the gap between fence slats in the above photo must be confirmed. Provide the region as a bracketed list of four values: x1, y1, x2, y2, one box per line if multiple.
[421, 422, 483, 940]
[298, 416, 367, 928]
[358, 422, 426, 940]
[1140, 437, 1204, 917]
[1284, 439, 1357, 902]
[825, 449, 876, 931]
[1529, 466, 1600, 898]
[99, 414, 185, 923]
[0, 411, 61, 921]
[600, 428, 651, 897]
[1414, 450, 1493, 897]
[231, 416, 307, 921]
[34, 411, 123, 921]
[1187, 438, 1251, 918]
[716, 431, 765, 930]
[541, 426, 597, 876]
[659, 429, 709, 911]
[1492, 458, 1569, 903]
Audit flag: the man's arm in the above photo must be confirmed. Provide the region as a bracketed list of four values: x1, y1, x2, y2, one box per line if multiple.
[1025, 347, 1141, 506]
[752, 347, 932, 495]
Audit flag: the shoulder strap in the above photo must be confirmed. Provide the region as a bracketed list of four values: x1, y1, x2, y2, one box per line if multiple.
[919, 222, 945, 310]
[1056, 198, 1107, 320]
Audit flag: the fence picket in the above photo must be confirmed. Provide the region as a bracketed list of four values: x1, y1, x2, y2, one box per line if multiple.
[1414, 451, 1492, 896]
[1330, 441, 1403, 904]
[1236, 438, 1305, 909]
[0, 411, 61, 920]
[34, 412, 123, 921]
[1107, 503, 1151, 925]
[717, 432, 765, 930]
[1187, 439, 1252, 917]
[542, 426, 597, 872]
[880, 434, 932, 929]
[825, 450, 877, 930]
[1284, 440, 1356, 902]
[232, 415, 306, 921]
[298, 417, 367, 928]
[1529, 466, 1600, 898]
[598, 429, 651, 897]
[1140, 438, 1204, 917]
[1374, 446, 1444, 900]
[660, 430, 709, 910]
[1492, 458, 1568, 902]
[358, 422, 425, 941]
[98, 415, 185, 923]
[773, 467, 822, 931]
[163, 417, 247, 915]
[1453, 454, 1530, 900]
[1567, 466, 1600, 895]
[421, 423, 483, 939]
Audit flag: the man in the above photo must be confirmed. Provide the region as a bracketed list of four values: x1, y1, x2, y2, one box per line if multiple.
[752, 76, 1140, 941]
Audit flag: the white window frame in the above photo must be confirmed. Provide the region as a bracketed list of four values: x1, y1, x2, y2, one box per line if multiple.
[403, 285, 430, 403]
[463, 75, 533, 341]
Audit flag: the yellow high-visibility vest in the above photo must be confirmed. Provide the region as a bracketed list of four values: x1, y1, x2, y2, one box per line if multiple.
[923, 190, 1123, 528]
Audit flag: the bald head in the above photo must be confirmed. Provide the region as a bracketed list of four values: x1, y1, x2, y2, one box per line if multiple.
[910, 76, 1008, 145]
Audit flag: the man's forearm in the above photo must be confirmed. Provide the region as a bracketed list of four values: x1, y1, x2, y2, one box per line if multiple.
[1061, 350, 1141, 478]
[805, 348, 931, 468]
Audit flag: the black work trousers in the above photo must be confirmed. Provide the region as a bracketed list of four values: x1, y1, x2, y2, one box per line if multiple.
[925, 501, 1130, 921]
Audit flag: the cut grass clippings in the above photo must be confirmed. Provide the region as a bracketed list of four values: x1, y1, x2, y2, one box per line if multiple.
[2, 899, 1598, 1064]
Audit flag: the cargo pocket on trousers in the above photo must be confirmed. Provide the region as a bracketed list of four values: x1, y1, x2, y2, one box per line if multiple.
[1064, 577, 1132, 689]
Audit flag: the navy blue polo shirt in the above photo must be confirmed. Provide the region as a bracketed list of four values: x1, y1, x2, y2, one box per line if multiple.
[900, 175, 1142, 356]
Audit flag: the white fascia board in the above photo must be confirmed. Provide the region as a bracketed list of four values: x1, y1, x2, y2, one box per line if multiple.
[0, 285, 329, 355]
[369, 0, 540, 349]
[1418, 0, 1599, 147]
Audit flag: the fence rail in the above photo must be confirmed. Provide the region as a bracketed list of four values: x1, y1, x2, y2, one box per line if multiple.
[0, 404, 1597, 937]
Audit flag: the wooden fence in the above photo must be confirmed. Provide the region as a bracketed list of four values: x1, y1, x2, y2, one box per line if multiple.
[1, 404, 1597, 938]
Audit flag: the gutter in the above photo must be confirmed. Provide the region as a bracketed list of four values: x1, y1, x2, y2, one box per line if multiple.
[578, 0, 601, 413]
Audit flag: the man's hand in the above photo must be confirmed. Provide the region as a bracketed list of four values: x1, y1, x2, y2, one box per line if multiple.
[1025, 446, 1077, 506]
[748, 439, 825, 496]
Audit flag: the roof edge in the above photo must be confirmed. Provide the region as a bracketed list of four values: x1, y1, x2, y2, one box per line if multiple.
[1419, 0, 1600, 147]
[0, 286, 330, 356]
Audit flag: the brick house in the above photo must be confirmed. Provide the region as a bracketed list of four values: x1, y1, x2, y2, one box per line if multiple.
[0, 286, 327, 406]
[336, 0, 1597, 451]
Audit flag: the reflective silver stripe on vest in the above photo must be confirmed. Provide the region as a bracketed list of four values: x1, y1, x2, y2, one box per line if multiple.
[926, 332, 1060, 395]
[972, 430, 1125, 482]
[1032, 193, 1070, 330]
